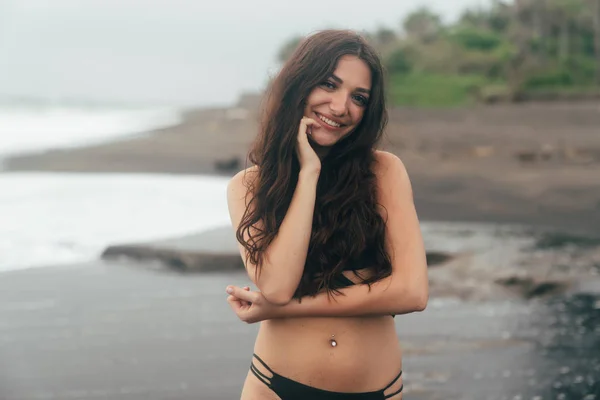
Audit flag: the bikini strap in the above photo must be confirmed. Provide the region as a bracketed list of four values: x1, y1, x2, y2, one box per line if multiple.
[250, 364, 271, 386]
[383, 384, 404, 399]
[250, 354, 275, 387]
[382, 370, 403, 391]
[252, 354, 276, 374]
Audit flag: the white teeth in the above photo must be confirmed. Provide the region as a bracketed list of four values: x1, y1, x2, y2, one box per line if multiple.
[317, 114, 341, 128]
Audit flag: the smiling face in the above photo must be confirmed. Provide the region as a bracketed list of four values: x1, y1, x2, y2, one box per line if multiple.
[303, 55, 372, 151]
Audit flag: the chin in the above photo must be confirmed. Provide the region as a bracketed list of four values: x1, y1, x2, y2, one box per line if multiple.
[310, 132, 339, 148]
[313, 125, 352, 144]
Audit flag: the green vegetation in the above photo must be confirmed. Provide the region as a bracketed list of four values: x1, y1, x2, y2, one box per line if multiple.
[388, 73, 487, 107]
[277, 0, 600, 107]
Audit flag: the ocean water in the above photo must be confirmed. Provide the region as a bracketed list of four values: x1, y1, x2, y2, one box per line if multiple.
[0, 101, 217, 271]
[0, 103, 182, 157]
[0, 173, 231, 272]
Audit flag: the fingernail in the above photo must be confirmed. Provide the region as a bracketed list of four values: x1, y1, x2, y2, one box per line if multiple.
[226, 287, 233, 294]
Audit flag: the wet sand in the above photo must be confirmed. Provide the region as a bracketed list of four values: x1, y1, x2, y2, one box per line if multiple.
[1, 261, 598, 400]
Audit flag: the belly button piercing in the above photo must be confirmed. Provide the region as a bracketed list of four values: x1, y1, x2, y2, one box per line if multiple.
[330, 334, 337, 347]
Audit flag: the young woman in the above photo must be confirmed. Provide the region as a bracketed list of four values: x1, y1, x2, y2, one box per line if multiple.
[226, 29, 428, 400]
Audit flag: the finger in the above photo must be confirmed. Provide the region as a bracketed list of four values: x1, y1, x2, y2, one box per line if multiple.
[243, 286, 250, 304]
[228, 292, 249, 304]
[237, 287, 251, 306]
[301, 117, 317, 125]
[226, 285, 256, 303]
[299, 118, 317, 136]
[227, 294, 244, 306]
[226, 295, 244, 312]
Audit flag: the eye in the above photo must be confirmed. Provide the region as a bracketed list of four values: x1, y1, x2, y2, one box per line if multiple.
[353, 94, 369, 107]
[320, 81, 336, 90]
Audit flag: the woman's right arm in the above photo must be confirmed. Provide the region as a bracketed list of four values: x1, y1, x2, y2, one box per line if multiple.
[227, 117, 321, 306]
[227, 168, 318, 305]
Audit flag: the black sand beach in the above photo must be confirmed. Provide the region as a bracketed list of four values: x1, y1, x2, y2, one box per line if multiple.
[0, 259, 598, 400]
[1, 224, 599, 399]
[2, 101, 600, 398]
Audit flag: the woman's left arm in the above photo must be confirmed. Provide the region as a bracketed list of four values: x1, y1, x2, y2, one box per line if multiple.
[227, 151, 429, 321]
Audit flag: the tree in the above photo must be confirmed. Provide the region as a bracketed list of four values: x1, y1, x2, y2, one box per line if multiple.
[386, 48, 412, 74]
[546, 0, 586, 60]
[448, 26, 504, 51]
[402, 7, 443, 42]
[488, 1, 513, 33]
[270, 0, 599, 106]
[506, 0, 532, 98]
[373, 26, 397, 46]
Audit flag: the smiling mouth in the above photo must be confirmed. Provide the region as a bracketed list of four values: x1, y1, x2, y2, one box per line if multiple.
[315, 112, 345, 129]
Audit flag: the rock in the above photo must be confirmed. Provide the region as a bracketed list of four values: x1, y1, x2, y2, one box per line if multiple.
[515, 151, 538, 163]
[426, 251, 455, 266]
[494, 275, 569, 299]
[534, 232, 600, 250]
[101, 227, 456, 276]
[101, 227, 244, 272]
[214, 157, 241, 173]
[525, 281, 566, 299]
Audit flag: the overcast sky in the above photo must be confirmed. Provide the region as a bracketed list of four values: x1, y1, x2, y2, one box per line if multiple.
[0, 0, 489, 107]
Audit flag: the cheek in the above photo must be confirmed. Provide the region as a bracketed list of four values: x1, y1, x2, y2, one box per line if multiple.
[350, 107, 366, 126]
[305, 89, 324, 106]
[309, 88, 346, 111]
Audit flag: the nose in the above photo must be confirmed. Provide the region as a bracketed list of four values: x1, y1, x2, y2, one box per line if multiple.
[329, 91, 348, 117]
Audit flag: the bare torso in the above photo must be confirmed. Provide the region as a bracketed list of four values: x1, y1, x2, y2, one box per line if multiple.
[241, 269, 403, 399]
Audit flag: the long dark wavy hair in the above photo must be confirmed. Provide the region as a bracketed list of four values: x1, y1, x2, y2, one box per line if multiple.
[236, 29, 393, 298]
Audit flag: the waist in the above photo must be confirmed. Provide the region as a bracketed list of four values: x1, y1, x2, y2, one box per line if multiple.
[253, 316, 401, 391]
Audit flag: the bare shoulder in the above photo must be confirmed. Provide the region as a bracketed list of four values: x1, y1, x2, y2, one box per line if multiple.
[227, 166, 259, 225]
[372, 150, 410, 185]
[227, 166, 259, 200]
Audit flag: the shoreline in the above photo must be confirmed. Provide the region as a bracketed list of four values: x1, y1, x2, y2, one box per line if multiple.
[3, 101, 600, 235]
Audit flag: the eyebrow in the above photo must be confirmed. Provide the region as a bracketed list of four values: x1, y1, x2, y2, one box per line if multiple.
[330, 74, 371, 95]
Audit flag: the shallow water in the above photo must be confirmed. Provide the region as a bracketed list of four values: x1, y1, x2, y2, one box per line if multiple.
[0, 173, 231, 271]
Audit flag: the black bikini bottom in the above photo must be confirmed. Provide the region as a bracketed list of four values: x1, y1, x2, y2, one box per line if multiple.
[250, 353, 403, 399]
